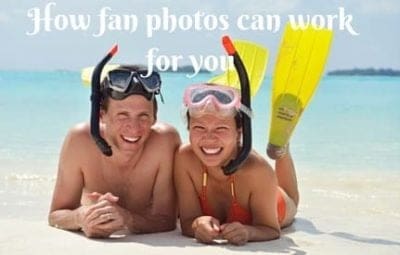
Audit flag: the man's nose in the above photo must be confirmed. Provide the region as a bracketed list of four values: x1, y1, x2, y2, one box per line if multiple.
[125, 119, 141, 130]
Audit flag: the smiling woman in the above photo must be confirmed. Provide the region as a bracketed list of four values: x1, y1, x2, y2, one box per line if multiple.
[174, 82, 299, 245]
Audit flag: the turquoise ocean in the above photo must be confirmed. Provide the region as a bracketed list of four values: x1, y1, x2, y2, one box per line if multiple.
[0, 71, 399, 219]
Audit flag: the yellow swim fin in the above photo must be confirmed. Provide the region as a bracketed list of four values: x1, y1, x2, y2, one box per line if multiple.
[81, 64, 120, 86]
[208, 40, 268, 97]
[267, 24, 333, 159]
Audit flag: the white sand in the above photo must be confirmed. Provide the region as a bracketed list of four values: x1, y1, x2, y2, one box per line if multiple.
[1, 170, 399, 254]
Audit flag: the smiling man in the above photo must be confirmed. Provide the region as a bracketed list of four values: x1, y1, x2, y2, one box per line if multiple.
[48, 64, 180, 238]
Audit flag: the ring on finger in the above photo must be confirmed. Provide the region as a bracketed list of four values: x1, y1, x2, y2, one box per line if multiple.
[101, 213, 112, 220]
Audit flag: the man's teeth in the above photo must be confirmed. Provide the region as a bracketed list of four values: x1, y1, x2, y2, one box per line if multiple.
[122, 136, 140, 143]
[201, 147, 222, 155]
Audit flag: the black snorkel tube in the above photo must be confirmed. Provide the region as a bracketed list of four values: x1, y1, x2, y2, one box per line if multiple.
[90, 44, 118, 156]
[221, 36, 252, 176]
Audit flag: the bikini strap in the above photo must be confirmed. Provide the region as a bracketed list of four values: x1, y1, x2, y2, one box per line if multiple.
[202, 167, 207, 187]
[201, 167, 207, 199]
[230, 175, 237, 200]
[202, 167, 237, 201]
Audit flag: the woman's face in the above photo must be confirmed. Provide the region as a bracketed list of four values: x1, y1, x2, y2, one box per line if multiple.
[189, 114, 240, 168]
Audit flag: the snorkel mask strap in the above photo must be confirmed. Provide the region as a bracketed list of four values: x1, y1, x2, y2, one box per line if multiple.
[90, 44, 118, 156]
[221, 36, 252, 176]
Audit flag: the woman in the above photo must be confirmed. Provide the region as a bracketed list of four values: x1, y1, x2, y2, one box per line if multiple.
[174, 83, 299, 245]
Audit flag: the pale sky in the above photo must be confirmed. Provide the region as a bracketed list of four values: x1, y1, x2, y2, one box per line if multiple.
[1, 0, 399, 72]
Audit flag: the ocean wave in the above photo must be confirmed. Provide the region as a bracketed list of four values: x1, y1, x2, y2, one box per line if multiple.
[2, 174, 55, 182]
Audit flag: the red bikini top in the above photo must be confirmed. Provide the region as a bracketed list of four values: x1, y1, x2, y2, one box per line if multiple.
[198, 170, 252, 225]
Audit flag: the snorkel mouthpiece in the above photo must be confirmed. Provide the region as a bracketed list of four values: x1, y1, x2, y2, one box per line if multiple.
[90, 44, 118, 156]
[221, 36, 252, 175]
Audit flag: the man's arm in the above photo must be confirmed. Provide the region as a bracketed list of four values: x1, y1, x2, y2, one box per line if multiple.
[173, 145, 205, 237]
[49, 125, 119, 238]
[48, 126, 85, 230]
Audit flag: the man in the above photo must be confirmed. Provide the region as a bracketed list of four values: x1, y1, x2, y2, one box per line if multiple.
[48, 60, 180, 238]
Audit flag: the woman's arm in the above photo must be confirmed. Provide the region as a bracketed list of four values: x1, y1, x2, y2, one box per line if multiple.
[174, 146, 204, 236]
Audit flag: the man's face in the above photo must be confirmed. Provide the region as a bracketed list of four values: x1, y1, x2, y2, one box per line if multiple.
[101, 95, 155, 154]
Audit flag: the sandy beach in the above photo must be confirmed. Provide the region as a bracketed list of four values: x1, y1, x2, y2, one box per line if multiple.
[1, 73, 399, 254]
[1, 168, 399, 255]
[1, 72, 399, 254]
[1, 0, 400, 253]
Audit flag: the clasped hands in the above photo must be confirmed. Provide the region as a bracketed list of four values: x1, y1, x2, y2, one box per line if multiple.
[192, 216, 250, 246]
[78, 192, 130, 238]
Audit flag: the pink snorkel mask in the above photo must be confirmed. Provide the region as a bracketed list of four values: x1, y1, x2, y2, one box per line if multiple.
[184, 36, 252, 176]
[183, 83, 252, 118]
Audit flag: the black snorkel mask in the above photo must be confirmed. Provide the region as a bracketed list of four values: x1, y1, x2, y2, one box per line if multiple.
[90, 44, 162, 157]
[221, 36, 252, 176]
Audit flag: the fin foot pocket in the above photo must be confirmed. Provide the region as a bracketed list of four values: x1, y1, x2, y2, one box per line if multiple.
[267, 143, 288, 160]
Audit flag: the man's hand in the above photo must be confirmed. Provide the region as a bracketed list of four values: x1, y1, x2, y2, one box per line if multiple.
[220, 222, 250, 246]
[192, 216, 222, 244]
[78, 192, 130, 238]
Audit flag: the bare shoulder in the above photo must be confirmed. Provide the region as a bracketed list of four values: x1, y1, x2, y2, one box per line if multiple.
[175, 144, 198, 162]
[175, 144, 197, 161]
[176, 143, 193, 155]
[66, 122, 91, 140]
[150, 122, 181, 146]
[238, 150, 276, 183]
[174, 144, 201, 173]
[61, 122, 96, 155]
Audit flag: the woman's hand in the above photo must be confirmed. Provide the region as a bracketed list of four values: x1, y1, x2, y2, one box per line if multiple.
[192, 216, 222, 244]
[220, 222, 250, 245]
